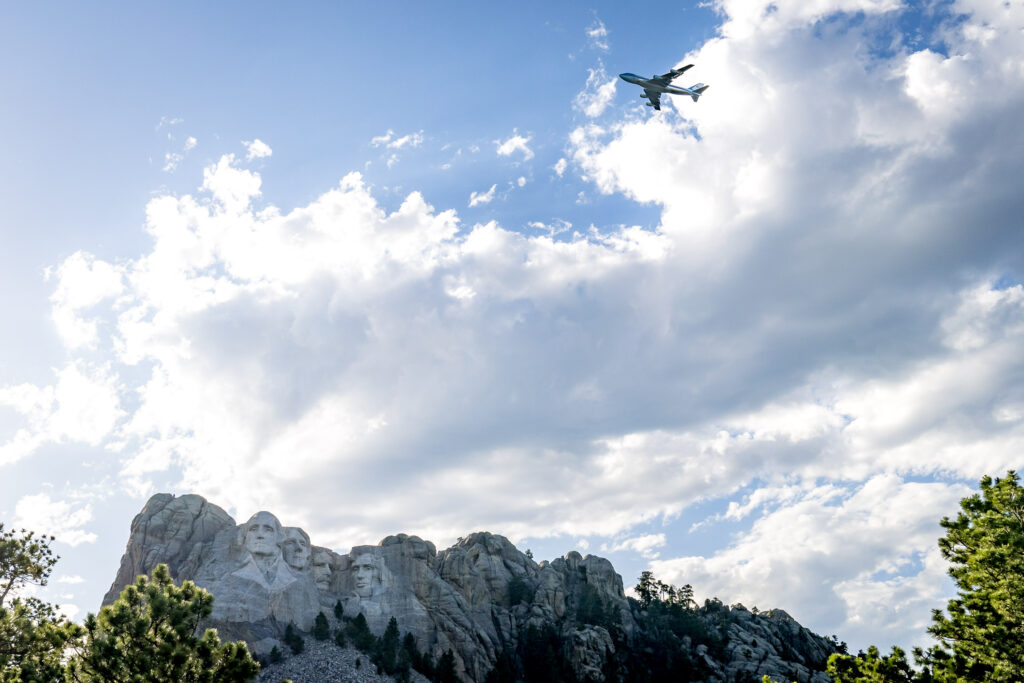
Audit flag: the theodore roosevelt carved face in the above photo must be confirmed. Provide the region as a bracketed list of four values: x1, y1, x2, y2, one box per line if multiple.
[310, 548, 333, 591]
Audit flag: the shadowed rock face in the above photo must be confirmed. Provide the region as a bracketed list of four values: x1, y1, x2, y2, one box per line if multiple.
[105, 494, 835, 683]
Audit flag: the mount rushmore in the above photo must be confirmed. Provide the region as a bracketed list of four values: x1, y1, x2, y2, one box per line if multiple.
[104, 493, 838, 682]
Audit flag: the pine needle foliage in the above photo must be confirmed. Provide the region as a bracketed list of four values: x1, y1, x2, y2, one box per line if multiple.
[66, 563, 259, 682]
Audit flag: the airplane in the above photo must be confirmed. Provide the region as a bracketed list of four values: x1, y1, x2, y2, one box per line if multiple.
[619, 65, 709, 111]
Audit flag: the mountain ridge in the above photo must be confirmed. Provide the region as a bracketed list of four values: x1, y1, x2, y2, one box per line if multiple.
[105, 492, 838, 682]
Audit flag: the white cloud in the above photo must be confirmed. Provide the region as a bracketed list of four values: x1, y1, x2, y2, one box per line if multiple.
[163, 153, 184, 173]
[56, 575, 85, 584]
[586, 19, 609, 51]
[495, 130, 534, 161]
[517, 176, 527, 188]
[47, 251, 123, 349]
[553, 158, 568, 176]
[162, 131, 198, 172]
[371, 130, 424, 150]
[605, 533, 666, 559]
[652, 476, 970, 649]
[575, 68, 618, 118]
[0, 362, 124, 465]
[243, 138, 272, 160]
[371, 130, 424, 168]
[527, 219, 573, 238]
[468, 183, 497, 207]
[13, 493, 98, 547]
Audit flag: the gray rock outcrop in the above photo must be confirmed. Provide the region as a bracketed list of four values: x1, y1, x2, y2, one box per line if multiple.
[105, 493, 837, 682]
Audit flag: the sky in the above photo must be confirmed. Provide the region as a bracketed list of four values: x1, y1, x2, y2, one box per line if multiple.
[1, 0, 1023, 655]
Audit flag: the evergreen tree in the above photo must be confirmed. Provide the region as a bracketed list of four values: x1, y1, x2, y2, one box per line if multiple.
[924, 470, 1024, 681]
[333, 600, 344, 621]
[828, 471, 1024, 683]
[435, 649, 458, 683]
[333, 627, 346, 648]
[312, 612, 330, 641]
[635, 570, 657, 609]
[376, 617, 400, 673]
[345, 612, 376, 652]
[268, 646, 283, 664]
[283, 623, 304, 655]
[65, 564, 260, 682]
[0, 524, 81, 681]
[827, 645, 920, 683]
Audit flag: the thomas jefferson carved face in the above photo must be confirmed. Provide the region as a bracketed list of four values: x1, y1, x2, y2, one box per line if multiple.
[282, 528, 311, 570]
[243, 511, 282, 558]
[352, 553, 379, 598]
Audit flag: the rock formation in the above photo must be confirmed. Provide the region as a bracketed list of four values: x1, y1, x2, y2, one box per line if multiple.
[105, 493, 837, 682]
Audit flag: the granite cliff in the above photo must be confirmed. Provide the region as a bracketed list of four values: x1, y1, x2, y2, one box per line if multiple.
[105, 493, 837, 682]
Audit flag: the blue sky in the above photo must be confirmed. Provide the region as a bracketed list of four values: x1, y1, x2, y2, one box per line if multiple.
[3, 0, 1024, 655]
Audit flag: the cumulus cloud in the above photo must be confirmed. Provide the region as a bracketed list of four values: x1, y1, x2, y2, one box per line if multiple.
[653, 476, 970, 649]
[13, 493, 98, 547]
[495, 130, 534, 161]
[47, 251, 123, 349]
[604, 533, 666, 559]
[243, 138, 272, 160]
[0, 362, 123, 466]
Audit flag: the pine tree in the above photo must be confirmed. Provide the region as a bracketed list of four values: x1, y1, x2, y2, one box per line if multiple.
[66, 564, 260, 682]
[435, 649, 458, 683]
[346, 612, 376, 652]
[827, 471, 1024, 683]
[0, 524, 81, 681]
[377, 616, 400, 673]
[333, 599, 344, 621]
[283, 623, 304, 655]
[924, 470, 1024, 681]
[312, 612, 330, 641]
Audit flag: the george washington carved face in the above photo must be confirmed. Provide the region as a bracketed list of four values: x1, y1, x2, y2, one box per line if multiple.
[242, 511, 282, 558]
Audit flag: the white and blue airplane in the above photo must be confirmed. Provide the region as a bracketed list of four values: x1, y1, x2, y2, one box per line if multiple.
[619, 65, 709, 110]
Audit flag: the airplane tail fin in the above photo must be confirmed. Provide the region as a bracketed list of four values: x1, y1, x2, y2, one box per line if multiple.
[689, 84, 710, 102]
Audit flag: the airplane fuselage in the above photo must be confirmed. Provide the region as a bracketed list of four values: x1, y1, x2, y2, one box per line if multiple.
[619, 73, 691, 96]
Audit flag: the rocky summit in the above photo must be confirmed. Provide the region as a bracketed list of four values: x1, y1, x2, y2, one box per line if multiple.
[105, 493, 838, 682]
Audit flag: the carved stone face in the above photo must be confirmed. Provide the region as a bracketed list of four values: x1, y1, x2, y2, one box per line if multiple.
[310, 549, 332, 591]
[352, 553, 378, 598]
[243, 512, 282, 558]
[282, 528, 310, 570]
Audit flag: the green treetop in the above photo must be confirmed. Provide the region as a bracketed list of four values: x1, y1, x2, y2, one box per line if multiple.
[65, 563, 260, 683]
[828, 470, 1024, 683]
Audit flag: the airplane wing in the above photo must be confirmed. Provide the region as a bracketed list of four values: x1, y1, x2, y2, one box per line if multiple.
[643, 89, 662, 110]
[655, 64, 694, 82]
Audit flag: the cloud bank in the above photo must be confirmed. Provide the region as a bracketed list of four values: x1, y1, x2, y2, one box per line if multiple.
[3, 0, 1024, 652]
